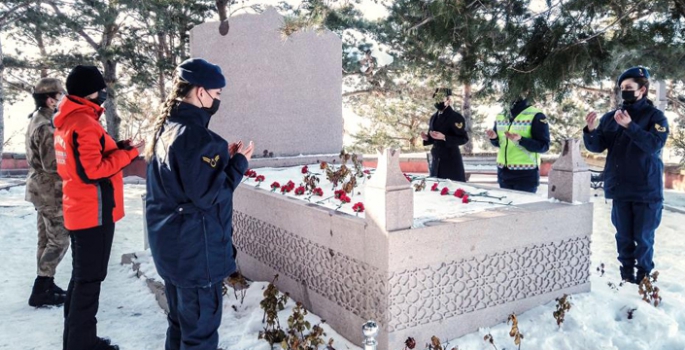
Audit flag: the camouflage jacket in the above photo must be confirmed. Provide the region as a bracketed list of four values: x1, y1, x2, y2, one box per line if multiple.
[25, 107, 63, 208]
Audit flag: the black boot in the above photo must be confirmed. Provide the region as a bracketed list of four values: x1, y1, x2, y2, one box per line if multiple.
[94, 337, 120, 350]
[28, 276, 66, 307]
[48, 278, 67, 297]
[620, 267, 637, 284]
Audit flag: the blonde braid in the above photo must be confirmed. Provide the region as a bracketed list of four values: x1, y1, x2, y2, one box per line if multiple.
[145, 76, 193, 162]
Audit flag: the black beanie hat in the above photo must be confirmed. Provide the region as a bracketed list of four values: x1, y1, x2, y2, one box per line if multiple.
[66, 65, 107, 98]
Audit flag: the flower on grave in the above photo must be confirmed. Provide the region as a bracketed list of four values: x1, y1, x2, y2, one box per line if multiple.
[440, 187, 450, 196]
[454, 188, 466, 198]
[319, 161, 328, 170]
[340, 195, 351, 203]
[352, 202, 365, 213]
[244, 169, 256, 177]
[431, 183, 439, 192]
[462, 195, 470, 204]
[249, 171, 258, 178]
[404, 173, 412, 182]
[270, 182, 281, 191]
[334, 189, 346, 199]
[363, 169, 371, 175]
[312, 187, 324, 196]
[286, 180, 296, 189]
[294, 186, 306, 196]
[301, 165, 309, 174]
[255, 175, 265, 183]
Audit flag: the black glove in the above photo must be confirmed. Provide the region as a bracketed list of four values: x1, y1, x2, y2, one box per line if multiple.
[116, 140, 133, 150]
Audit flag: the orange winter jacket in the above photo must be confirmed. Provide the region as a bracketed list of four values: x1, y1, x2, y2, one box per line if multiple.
[53, 96, 139, 230]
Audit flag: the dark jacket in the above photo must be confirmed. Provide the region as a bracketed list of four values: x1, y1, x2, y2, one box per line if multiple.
[490, 100, 550, 187]
[583, 98, 668, 202]
[146, 102, 248, 288]
[423, 106, 469, 181]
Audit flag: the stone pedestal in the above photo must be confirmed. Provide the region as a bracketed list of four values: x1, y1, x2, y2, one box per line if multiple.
[365, 149, 413, 232]
[548, 139, 591, 203]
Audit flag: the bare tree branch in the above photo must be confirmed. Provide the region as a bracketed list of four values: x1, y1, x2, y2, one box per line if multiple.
[47, 1, 100, 50]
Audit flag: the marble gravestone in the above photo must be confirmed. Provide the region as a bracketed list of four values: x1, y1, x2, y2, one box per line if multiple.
[190, 8, 343, 157]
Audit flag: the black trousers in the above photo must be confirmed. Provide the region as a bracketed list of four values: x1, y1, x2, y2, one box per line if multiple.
[63, 223, 115, 350]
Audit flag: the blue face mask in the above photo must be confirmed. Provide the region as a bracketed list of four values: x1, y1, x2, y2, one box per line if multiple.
[88, 90, 107, 106]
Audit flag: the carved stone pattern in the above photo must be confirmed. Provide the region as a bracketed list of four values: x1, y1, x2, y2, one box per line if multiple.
[232, 211, 387, 322]
[386, 236, 591, 331]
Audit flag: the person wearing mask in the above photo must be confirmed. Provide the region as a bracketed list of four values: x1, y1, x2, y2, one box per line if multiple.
[54, 65, 143, 350]
[486, 97, 550, 193]
[583, 66, 668, 284]
[421, 88, 469, 182]
[145, 58, 254, 350]
[25, 78, 70, 307]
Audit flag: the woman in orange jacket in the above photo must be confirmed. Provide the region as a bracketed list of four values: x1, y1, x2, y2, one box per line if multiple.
[54, 65, 143, 350]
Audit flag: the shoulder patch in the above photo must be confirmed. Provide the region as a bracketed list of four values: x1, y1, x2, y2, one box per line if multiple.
[655, 123, 667, 133]
[202, 154, 220, 168]
[455, 122, 464, 129]
[539, 118, 548, 124]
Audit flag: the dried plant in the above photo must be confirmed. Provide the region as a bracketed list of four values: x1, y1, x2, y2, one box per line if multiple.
[259, 275, 289, 346]
[627, 308, 637, 320]
[483, 333, 498, 350]
[596, 263, 605, 277]
[428, 336, 444, 350]
[553, 294, 572, 327]
[638, 271, 662, 307]
[508, 313, 524, 349]
[414, 179, 426, 192]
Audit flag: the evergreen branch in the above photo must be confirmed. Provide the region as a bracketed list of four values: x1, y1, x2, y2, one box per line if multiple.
[0, 1, 30, 28]
[47, 1, 100, 50]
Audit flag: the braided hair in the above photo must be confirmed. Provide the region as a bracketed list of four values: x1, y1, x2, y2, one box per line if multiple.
[145, 76, 194, 162]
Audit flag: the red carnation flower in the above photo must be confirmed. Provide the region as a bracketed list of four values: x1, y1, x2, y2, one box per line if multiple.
[440, 187, 449, 196]
[454, 188, 466, 198]
[342, 195, 351, 203]
[294, 186, 306, 195]
[255, 175, 265, 182]
[352, 202, 365, 213]
[462, 195, 470, 204]
[271, 182, 281, 190]
[301, 165, 309, 174]
[249, 172, 257, 178]
[286, 180, 296, 189]
[244, 169, 255, 177]
[431, 183, 439, 191]
[313, 188, 324, 196]
[404, 174, 412, 182]
[334, 189, 346, 199]
[363, 169, 371, 174]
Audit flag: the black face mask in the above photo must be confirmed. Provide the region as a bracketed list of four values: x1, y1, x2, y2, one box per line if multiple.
[202, 97, 221, 116]
[621, 90, 638, 104]
[434, 102, 446, 111]
[88, 90, 107, 106]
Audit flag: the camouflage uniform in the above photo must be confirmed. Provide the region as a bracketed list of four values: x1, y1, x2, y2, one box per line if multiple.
[25, 105, 70, 277]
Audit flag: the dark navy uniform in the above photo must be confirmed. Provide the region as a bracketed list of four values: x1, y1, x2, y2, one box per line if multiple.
[584, 97, 668, 282]
[423, 106, 469, 181]
[146, 102, 248, 350]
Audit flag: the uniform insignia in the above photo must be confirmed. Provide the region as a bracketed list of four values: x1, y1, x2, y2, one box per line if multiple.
[539, 118, 548, 124]
[202, 155, 220, 168]
[455, 122, 464, 129]
[655, 123, 667, 133]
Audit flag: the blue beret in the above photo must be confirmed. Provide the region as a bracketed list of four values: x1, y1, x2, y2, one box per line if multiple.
[177, 58, 226, 89]
[617, 66, 650, 86]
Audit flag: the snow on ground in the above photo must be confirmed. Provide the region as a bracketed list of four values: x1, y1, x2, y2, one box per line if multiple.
[243, 164, 547, 227]
[1, 182, 685, 350]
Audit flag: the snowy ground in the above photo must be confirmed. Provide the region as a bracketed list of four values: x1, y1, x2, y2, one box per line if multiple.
[1, 181, 685, 350]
